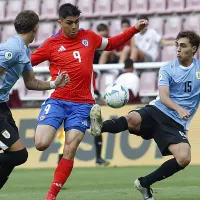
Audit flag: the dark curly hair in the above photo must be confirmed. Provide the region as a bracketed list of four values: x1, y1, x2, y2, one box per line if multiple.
[176, 30, 200, 55]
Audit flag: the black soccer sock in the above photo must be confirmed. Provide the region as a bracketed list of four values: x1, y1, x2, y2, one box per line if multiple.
[101, 116, 128, 133]
[94, 134, 102, 159]
[0, 164, 15, 189]
[140, 158, 184, 187]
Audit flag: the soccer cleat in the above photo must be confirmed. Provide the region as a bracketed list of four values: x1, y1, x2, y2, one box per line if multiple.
[96, 158, 110, 166]
[45, 193, 56, 200]
[134, 178, 155, 200]
[90, 104, 103, 136]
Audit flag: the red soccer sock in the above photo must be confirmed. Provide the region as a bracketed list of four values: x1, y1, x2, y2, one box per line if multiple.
[48, 158, 74, 196]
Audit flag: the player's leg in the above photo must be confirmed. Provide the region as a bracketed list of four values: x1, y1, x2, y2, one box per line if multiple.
[0, 104, 28, 189]
[94, 134, 110, 166]
[118, 45, 131, 63]
[90, 104, 142, 136]
[134, 107, 189, 200]
[45, 102, 92, 200]
[35, 98, 66, 151]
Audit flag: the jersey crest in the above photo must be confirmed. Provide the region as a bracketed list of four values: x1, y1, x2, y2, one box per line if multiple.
[82, 39, 89, 47]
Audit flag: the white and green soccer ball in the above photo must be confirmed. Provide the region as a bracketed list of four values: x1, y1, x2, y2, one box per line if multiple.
[104, 83, 129, 108]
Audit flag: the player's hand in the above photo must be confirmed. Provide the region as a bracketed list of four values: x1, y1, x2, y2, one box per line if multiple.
[135, 19, 148, 32]
[54, 71, 70, 88]
[176, 106, 190, 120]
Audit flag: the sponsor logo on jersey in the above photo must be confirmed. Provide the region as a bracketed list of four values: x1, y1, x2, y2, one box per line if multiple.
[196, 72, 200, 79]
[1, 130, 10, 139]
[5, 52, 12, 60]
[82, 39, 89, 47]
[58, 46, 66, 52]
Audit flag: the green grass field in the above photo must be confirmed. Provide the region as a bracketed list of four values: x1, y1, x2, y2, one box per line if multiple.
[0, 165, 200, 200]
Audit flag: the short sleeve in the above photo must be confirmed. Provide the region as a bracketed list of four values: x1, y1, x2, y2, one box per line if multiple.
[0, 44, 19, 69]
[158, 66, 172, 87]
[24, 61, 33, 71]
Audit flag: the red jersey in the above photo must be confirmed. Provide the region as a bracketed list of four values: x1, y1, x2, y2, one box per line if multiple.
[31, 27, 138, 104]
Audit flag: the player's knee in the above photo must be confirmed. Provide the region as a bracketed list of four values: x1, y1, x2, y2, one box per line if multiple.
[35, 141, 50, 151]
[176, 154, 191, 168]
[126, 112, 141, 130]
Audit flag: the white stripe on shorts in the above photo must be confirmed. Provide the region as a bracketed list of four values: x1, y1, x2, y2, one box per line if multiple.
[0, 141, 8, 150]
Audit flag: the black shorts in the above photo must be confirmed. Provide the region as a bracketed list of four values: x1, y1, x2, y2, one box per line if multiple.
[130, 105, 189, 156]
[0, 102, 19, 150]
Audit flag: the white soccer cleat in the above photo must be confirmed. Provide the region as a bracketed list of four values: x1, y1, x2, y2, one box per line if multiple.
[134, 178, 155, 200]
[90, 104, 103, 137]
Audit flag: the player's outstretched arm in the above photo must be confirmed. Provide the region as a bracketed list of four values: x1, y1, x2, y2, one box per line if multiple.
[22, 70, 70, 90]
[159, 86, 190, 120]
[104, 19, 148, 51]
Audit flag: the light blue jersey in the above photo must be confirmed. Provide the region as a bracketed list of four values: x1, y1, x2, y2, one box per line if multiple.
[0, 34, 33, 102]
[150, 58, 200, 131]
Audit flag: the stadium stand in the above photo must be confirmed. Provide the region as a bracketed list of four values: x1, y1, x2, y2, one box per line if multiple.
[40, 0, 58, 20]
[24, 0, 40, 15]
[1, 24, 16, 42]
[148, 0, 166, 14]
[130, 0, 148, 15]
[185, 0, 200, 12]
[111, 0, 130, 16]
[78, 0, 94, 18]
[0, 0, 6, 21]
[166, 0, 185, 13]
[5, 0, 23, 20]
[94, 0, 112, 17]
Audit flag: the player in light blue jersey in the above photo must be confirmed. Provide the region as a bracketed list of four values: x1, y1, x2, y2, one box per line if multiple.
[0, 10, 70, 190]
[90, 30, 200, 200]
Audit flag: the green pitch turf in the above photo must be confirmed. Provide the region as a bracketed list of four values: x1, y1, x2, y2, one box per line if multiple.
[0, 165, 199, 200]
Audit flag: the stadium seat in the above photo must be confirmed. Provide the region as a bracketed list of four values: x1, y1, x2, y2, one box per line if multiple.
[111, 0, 130, 16]
[139, 72, 158, 95]
[0, 0, 6, 21]
[35, 61, 50, 67]
[40, 0, 58, 20]
[1, 25, 16, 42]
[99, 73, 117, 96]
[59, 0, 77, 7]
[161, 45, 176, 62]
[24, 0, 40, 15]
[185, 0, 200, 12]
[5, 0, 23, 20]
[79, 21, 91, 30]
[109, 20, 122, 36]
[78, 0, 93, 18]
[94, 0, 112, 17]
[183, 15, 200, 33]
[166, 0, 185, 13]
[33, 23, 55, 46]
[149, 17, 164, 36]
[148, 0, 166, 14]
[130, 0, 148, 15]
[164, 16, 182, 39]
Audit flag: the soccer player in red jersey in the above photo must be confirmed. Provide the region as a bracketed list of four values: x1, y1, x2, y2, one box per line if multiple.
[31, 3, 148, 200]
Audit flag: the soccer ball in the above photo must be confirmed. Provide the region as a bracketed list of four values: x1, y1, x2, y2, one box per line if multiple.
[104, 83, 129, 108]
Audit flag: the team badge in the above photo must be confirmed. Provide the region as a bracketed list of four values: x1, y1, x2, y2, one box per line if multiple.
[2, 130, 10, 139]
[82, 39, 89, 47]
[40, 115, 45, 121]
[196, 72, 200, 79]
[5, 52, 12, 60]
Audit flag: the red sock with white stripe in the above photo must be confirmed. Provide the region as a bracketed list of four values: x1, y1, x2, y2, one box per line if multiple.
[47, 158, 74, 197]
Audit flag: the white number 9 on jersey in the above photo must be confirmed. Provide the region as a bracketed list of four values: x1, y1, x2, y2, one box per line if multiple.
[73, 51, 81, 62]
